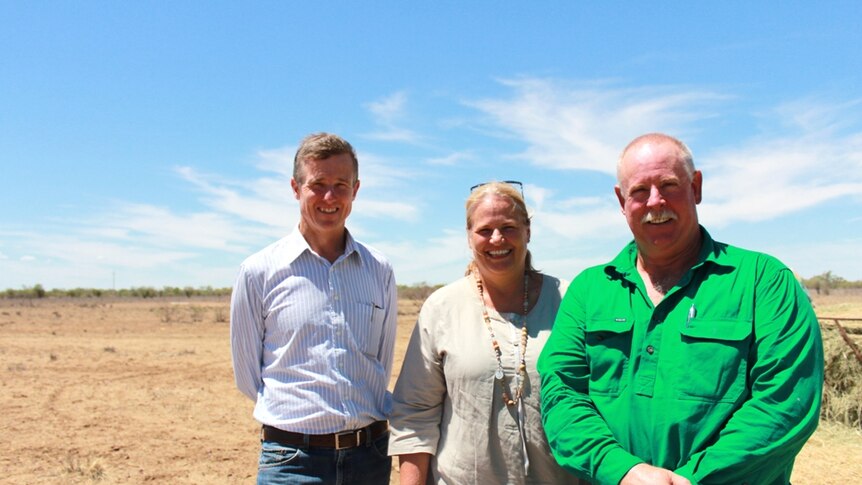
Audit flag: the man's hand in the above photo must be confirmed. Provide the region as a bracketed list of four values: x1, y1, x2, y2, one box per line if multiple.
[620, 463, 692, 485]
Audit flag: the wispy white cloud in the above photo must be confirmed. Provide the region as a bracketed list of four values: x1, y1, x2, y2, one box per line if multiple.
[374, 230, 471, 285]
[23, 235, 195, 268]
[177, 166, 296, 231]
[469, 78, 726, 173]
[471, 80, 862, 239]
[699, 101, 862, 226]
[363, 91, 421, 143]
[6, 80, 862, 289]
[367, 91, 408, 123]
[0, 232, 236, 289]
[0, 137, 430, 289]
[772, 97, 862, 134]
[426, 151, 474, 166]
[88, 203, 265, 253]
[353, 200, 419, 223]
[178, 146, 422, 226]
[535, 204, 626, 242]
[766, 237, 862, 280]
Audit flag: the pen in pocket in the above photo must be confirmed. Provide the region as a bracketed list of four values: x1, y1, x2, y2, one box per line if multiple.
[686, 304, 696, 327]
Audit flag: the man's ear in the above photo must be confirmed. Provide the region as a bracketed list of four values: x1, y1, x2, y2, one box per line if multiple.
[290, 178, 301, 200]
[614, 185, 626, 214]
[692, 171, 703, 204]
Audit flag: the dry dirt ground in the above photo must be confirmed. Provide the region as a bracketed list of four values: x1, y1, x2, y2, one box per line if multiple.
[0, 293, 859, 484]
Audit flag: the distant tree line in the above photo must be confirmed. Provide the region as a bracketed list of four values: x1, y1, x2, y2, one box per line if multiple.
[3, 275, 858, 300]
[2, 283, 445, 300]
[2, 284, 232, 299]
[397, 283, 444, 301]
[801, 271, 862, 295]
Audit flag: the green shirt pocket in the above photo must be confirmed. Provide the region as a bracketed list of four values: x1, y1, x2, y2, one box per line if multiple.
[676, 318, 752, 402]
[585, 318, 634, 397]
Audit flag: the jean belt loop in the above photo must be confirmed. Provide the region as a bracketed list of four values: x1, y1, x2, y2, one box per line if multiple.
[302, 433, 310, 448]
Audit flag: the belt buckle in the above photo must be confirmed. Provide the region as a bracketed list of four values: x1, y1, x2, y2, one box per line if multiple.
[334, 429, 362, 450]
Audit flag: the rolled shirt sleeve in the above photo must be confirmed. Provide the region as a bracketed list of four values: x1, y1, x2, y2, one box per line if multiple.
[389, 297, 447, 455]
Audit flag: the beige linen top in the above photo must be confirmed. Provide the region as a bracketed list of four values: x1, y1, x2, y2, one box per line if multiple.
[389, 274, 582, 485]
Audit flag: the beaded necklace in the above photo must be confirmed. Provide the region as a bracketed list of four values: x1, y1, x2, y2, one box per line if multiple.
[472, 266, 530, 407]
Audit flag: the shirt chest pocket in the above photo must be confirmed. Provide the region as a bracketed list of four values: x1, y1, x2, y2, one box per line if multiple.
[585, 318, 634, 397]
[675, 319, 752, 402]
[349, 301, 386, 360]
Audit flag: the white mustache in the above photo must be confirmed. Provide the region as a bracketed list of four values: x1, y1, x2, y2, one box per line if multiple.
[642, 209, 678, 224]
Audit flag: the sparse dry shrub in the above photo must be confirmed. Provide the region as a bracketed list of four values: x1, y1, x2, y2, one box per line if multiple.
[154, 305, 177, 323]
[397, 284, 442, 301]
[189, 305, 205, 323]
[62, 453, 106, 482]
[821, 325, 862, 428]
[213, 307, 228, 323]
[397, 299, 423, 316]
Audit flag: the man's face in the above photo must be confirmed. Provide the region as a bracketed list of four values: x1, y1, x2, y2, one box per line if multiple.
[615, 140, 702, 260]
[291, 153, 359, 240]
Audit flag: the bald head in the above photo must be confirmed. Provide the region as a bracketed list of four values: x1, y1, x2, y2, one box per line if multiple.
[617, 133, 695, 185]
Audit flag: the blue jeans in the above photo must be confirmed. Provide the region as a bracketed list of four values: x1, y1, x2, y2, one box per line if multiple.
[257, 433, 391, 485]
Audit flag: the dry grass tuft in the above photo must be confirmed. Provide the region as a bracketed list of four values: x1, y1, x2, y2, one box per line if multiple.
[154, 305, 178, 323]
[62, 453, 106, 482]
[820, 326, 862, 428]
[214, 307, 228, 323]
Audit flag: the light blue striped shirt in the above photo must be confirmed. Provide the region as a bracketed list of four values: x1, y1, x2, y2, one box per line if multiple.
[230, 227, 397, 434]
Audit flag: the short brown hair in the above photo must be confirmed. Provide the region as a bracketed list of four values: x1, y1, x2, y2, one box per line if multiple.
[293, 133, 359, 183]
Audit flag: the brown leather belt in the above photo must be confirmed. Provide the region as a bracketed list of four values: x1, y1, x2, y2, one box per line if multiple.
[261, 421, 389, 450]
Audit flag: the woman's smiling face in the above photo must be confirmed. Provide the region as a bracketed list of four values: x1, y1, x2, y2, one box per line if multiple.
[467, 194, 530, 279]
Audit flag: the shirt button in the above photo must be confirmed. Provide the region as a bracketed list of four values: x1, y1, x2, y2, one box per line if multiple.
[646, 345, 655, 354]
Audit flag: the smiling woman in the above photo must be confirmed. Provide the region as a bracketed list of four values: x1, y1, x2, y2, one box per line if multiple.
[387, 181, 584, 485]
[466, 183, 532, 287]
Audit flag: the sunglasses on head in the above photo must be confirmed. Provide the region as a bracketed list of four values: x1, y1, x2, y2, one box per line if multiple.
[469, 180, 524, 197]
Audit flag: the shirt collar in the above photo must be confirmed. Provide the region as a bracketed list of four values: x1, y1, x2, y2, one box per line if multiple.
[284, 225, 362, 265]
[603, 226, 725, 285]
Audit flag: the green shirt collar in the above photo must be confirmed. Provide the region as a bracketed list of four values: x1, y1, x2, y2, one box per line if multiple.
[604, 226, 729, 287]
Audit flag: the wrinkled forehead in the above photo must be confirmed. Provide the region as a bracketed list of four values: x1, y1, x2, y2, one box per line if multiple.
[618, 141, 689, 185]
[299, 154, 358, 182]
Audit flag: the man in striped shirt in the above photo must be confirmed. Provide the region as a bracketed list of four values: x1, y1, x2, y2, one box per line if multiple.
[230, 132, 398, 484]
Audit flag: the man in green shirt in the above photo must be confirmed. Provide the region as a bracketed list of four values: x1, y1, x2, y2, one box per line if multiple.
[538, 133, 823, 485]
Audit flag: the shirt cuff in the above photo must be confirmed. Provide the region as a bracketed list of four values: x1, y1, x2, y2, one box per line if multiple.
[595, 448, 643, 485]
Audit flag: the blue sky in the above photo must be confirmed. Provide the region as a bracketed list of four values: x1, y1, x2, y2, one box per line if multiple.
[2, 2, 861, 290]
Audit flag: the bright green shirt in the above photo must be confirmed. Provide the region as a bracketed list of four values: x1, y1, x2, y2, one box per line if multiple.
[538, 229, 823, 485]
